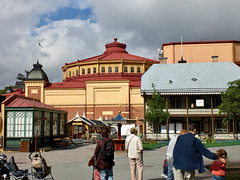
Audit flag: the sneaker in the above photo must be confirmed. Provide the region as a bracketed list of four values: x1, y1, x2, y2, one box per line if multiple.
[161, 173, 167, 179]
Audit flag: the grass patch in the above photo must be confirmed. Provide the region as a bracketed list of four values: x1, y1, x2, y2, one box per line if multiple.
[204, 140, 240, 148]
[142, 139, 240, 149]
[142, 140, 168, 149]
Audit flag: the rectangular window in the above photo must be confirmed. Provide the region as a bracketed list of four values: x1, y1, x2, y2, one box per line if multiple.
[60, 114, 65, 135]
[169, 123, 175, 133]
[6, 111, 33, 137]
[176, 123, 182, 133]
[34, 111, 41, 136]
[44, 112, 50, 135]
[53, 113, 58, 135]
[170, 97, 180, 109]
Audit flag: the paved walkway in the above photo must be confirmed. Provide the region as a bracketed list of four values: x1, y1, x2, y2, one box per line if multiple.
[2, 144, 240, 180]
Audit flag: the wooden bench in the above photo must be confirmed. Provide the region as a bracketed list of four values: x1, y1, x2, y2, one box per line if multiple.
[53, 137, 72, 148]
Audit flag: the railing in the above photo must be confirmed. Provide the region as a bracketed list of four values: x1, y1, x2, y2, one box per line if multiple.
[215, 128, 228, 133]
[166, 108, 220, 115]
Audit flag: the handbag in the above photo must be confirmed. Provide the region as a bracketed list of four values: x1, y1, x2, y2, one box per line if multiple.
[88, 156, 95, 166]
[94, 168, 101, 180]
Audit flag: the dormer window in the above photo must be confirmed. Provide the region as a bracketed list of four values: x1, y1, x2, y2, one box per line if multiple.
[131, 67, 134, 73]
[102, 67, 105, 73]
[137, 67, 140, 73]
[115, 66, 119, 72]
[124, 66, 128, 72]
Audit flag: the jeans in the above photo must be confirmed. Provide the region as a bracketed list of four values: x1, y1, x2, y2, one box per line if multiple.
[167, 160, 174, 180]
[99, 167, 113, 180]
[212, 175, 225, 180]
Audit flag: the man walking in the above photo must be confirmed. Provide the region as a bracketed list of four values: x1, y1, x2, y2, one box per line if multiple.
[173, 123, 218, 180]
[166, 129, 187, 180]
[125, 127, 143, 180]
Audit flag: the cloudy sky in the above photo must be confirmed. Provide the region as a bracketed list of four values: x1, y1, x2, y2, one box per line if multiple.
[1, 0, 240, 90]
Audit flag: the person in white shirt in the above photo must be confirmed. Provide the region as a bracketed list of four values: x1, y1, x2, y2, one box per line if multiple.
[125, 127, 143, 180]
[165, 129, 187, 180]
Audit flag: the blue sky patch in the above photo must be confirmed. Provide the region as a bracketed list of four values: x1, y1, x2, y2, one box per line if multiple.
[37, 7, 93, 27]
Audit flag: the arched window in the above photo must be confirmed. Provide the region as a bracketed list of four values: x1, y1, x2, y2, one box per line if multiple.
[93, 67, 96, 73]
[124, 66, 128, 72]
[102, 67, 105, 73]
[88, 68, 91, 74]
[76, 70, 79, 75]
[69, 71, 71, 77]
[108, 67, 112, 73]
[131, 67, 134, 73]
[115, 66, 119, 73]
[137, 67, 140, 73]
[82, 69, 85, 75]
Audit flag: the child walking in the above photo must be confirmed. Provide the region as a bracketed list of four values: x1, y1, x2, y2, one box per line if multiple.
[210, 149, 227, 180]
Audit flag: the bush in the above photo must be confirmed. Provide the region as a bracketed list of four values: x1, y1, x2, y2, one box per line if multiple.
[142, 139, 158, 144]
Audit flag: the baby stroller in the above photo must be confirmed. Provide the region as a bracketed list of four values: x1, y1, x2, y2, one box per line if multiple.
[8, 156, 29, 180]
[29, 152, 54, 180]
[0, 155, 29, 180]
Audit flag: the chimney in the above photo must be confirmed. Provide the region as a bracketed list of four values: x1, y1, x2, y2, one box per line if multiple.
[160, 57, 168, 64]
[212, 56, 218, 62]
[178, 56, 187, 63]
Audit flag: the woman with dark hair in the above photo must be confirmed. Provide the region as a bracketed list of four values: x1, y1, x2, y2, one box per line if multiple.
[94, 128, 115, 180]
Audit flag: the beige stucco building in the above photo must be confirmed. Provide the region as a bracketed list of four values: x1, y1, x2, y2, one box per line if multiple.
[24, 38, 159, 138]
[162, 40, 240, 65]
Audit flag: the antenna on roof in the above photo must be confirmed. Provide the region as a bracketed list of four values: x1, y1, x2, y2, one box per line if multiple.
[181, 36, 183, 59]
[178, 36, 187, 63]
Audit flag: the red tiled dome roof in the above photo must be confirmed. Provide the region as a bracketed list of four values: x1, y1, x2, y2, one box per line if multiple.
[103, 38, 128, 54]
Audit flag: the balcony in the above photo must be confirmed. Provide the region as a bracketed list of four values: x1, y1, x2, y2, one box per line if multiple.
[166, 108, 220, 115]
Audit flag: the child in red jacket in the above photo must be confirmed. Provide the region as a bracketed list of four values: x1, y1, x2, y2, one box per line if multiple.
[210, 149, 227, 180]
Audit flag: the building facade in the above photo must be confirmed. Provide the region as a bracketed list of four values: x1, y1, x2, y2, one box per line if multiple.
[161, 40, 240, 65]
[24, 38, 159, 127]
[141, 62, 240, 140]
[1, 94, 67, 151]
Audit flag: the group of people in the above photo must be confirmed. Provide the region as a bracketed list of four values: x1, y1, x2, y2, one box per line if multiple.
[92, 127, 143, 180]
[165, 123, 228, 180]
[91, 124, 227, 180]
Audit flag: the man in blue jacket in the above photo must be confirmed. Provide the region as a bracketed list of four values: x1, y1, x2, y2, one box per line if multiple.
[173, 123, 218, 180]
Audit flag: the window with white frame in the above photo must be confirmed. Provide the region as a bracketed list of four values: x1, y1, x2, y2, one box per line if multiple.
[7, 111, 33, 137]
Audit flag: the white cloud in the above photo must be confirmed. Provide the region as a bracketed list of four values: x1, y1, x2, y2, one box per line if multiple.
[1, 0, 240, 89]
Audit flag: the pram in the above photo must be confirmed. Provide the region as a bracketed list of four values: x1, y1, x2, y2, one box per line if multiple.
[0, 155, 29, 180]
[29, 152, 54, 180]
[8, 156, 29, 180]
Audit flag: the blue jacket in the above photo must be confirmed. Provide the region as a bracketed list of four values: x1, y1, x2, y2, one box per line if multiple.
[173, 132, 218, 173]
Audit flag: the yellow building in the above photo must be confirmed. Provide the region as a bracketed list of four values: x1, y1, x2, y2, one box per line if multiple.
[162, 40, 240, 65]
[24, 38, 159, 137]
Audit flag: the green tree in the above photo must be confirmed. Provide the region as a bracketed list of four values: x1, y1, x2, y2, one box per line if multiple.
[0, 86, 14, 94]
[218, 79, 240, 139]
[145, 84, 170, 140]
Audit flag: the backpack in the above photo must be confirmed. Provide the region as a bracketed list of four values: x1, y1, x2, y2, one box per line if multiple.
[100, 138, 114, 162]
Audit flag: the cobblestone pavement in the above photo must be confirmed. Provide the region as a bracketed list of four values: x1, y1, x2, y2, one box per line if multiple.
[2, 144, 240, 180]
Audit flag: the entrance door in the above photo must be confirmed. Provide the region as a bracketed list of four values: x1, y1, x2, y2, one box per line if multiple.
[73, 126, 83, 139]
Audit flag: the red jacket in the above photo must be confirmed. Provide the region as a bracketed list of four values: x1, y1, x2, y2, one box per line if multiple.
[210, 160, 226, 176]
[94, 137, 114, 169]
